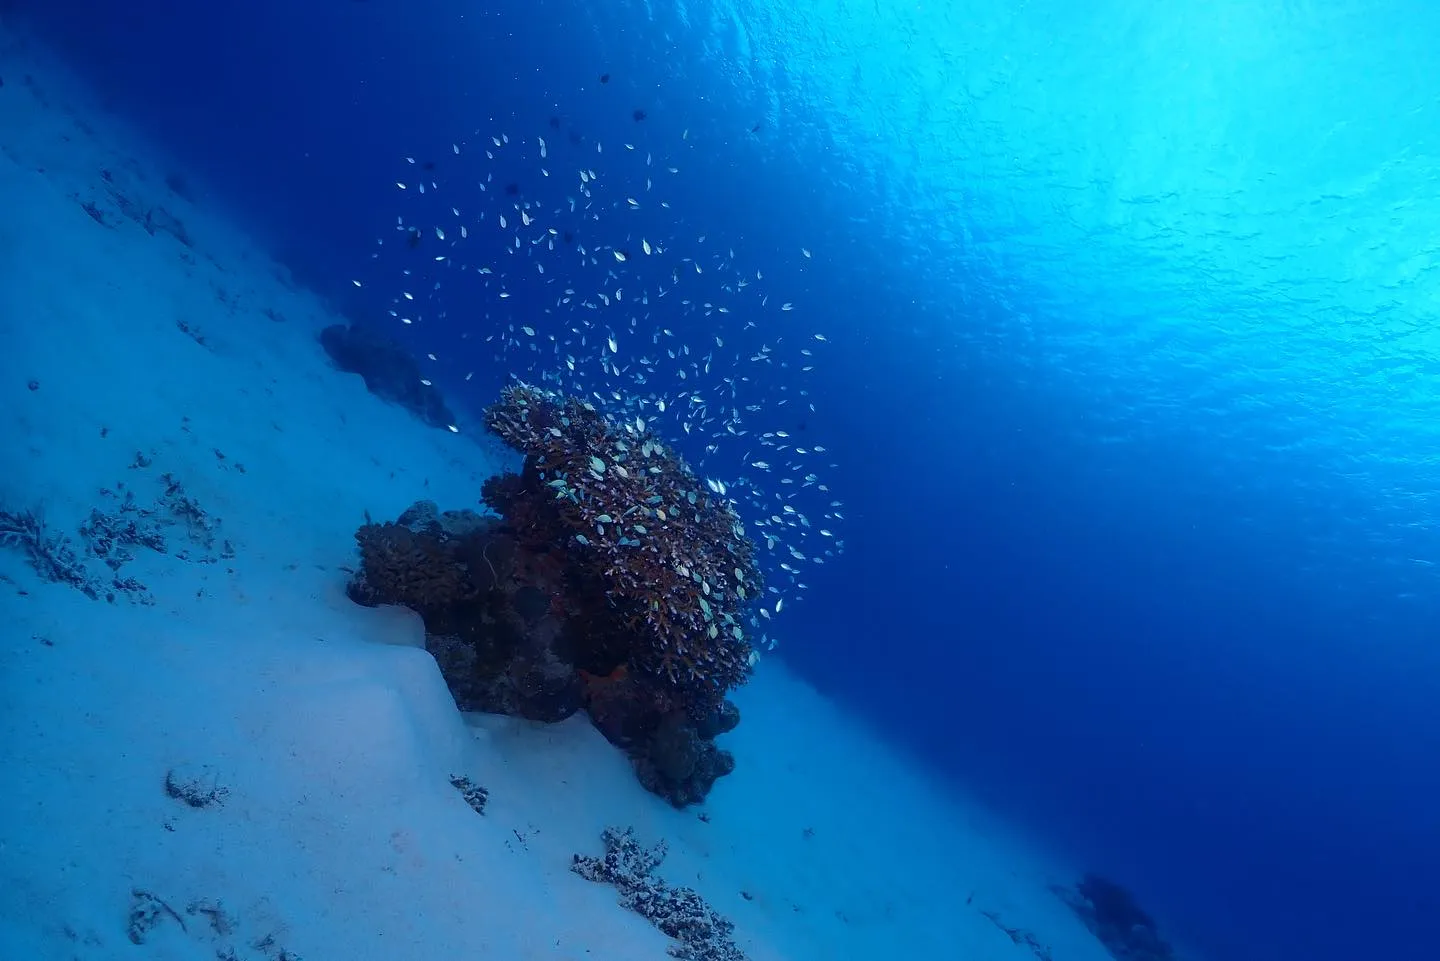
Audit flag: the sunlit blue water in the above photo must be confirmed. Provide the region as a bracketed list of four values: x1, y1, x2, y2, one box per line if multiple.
[22, 1, 1440, 959]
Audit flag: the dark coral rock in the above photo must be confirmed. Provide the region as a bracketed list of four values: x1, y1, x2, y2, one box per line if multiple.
[345, 378, 760, 807]
[509, 654, 584, 722]
[1054, 873, 1175, 961]
[424, 634, 496, 712]
[1078, 874, 1157, 932]
[164, 764, 229, 809]
[694, 700, 740, 739]
[652, 712, 704, 782]
[455, 530, 513, 595]
[580, 665, 659, 747]
[513, 584, 552, 624]
[635, 713, 737, 807]
[319, 322, 456, 429]
[424, 632, 580, 722]
[394, 500, 445, 531]
[711, 749, 736, 778]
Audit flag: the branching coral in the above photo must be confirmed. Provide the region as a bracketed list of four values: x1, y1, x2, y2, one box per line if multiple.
[482, 382, 762, 702]
[349, 520, 480, 613]
[1, 507, 100, 597]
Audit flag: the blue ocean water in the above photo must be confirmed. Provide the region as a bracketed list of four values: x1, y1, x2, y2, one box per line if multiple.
[18, 0, 1440, 959]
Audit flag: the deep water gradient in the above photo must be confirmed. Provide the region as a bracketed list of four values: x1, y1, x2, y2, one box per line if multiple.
[19, 1, 1440, 959]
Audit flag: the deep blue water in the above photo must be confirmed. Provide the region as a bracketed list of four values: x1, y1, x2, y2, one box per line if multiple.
[19, 1, 1440, 959]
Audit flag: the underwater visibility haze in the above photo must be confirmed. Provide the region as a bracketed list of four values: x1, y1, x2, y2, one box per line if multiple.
[7, 1, 1440, 960]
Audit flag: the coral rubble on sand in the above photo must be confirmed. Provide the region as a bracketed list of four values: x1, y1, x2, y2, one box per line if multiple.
[1, 469, 229, 604]
[573, 827, 746, 961]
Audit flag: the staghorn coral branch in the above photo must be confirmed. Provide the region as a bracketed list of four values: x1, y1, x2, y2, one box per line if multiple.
[0, 506, 98, 596]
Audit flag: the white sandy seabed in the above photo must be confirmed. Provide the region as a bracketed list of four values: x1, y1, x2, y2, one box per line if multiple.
[0, 22, 1119, 961]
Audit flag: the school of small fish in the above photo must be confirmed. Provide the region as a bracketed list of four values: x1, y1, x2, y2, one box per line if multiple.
[365, 123, 844, 652]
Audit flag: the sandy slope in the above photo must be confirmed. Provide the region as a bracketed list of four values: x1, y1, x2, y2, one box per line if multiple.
[0, 23, 1112, 961]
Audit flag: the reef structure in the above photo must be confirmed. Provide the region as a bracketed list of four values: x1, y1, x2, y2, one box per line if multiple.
[1051, 873, 1176, 961]
[345, 383, 760, 805]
